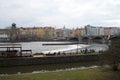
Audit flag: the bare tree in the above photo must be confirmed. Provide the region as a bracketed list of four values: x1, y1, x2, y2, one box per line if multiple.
[102, 36, 120, 71]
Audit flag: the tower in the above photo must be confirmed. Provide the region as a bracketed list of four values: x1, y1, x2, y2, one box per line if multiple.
[10, 23, 17, 41]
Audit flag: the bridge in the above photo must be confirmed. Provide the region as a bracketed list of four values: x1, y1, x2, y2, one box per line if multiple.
[72, 35, 119, 44]
[80, 35, 118, 40]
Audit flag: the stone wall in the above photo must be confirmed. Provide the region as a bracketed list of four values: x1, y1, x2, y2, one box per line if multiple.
[0, 54, 100, 67]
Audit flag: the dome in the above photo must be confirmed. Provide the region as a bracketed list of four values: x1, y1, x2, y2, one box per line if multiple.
[12, 23, 16, 27]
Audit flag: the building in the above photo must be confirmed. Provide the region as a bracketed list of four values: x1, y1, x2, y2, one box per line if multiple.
[54, 26, 74, 40]
[74, 28, 81, 37]
[110, 27, 118, 35]
[36, 27, 45, 40]
[85, 25, 100, 36]
[99, 27, 104, 36]
[0, 29, 10, 41]
[19, 26, 55, 41]
[62, 27, 74, 38]
[43, 27, 55, 40]
[74, 28, 85, 37]
[18, 27, 38, 41]
[104, 27, 111, 36]
[55, 28, 64, 40]
[9, 23, 19, 41]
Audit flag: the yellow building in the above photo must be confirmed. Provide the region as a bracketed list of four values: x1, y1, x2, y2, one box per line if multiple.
[74, 28, 81, 37]
[36, 27, 55, 40]
[74, 28, 85, 38]
[36, 27, 45, 39]
[43, 27, 55, 40]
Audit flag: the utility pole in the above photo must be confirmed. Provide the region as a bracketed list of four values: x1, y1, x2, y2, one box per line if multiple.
[77, 33, 80, 54]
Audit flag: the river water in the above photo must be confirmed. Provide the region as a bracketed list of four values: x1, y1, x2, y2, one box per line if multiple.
[0, 41, 109, 75]
[0, 41, 108, 54]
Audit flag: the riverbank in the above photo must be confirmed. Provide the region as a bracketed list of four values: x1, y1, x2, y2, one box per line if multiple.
[0, 54, 99, 67]
[0, 68, 120, 80]
[0, 40, 77, 43]
[0, 61, 99, 74]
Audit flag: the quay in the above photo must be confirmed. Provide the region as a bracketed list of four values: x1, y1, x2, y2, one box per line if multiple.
[42, 42, 88, 46]
[0, 44, 32, 58]
[42, 42, 77, 45]
[0, 54, 100, 67]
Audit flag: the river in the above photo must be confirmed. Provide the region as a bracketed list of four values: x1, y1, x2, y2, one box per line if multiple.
[0, 41, 108, 54]
[0, 41, 109, 75]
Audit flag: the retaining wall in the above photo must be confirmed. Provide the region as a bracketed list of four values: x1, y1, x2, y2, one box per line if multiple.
[0, 54, 100, 67]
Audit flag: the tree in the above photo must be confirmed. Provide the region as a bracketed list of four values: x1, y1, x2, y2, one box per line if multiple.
[102, 36, 120, 71]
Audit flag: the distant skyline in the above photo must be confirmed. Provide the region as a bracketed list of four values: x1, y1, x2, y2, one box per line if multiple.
[0, 0, 120, 28]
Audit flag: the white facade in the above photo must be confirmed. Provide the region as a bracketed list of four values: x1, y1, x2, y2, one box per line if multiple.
[99, 27, 104, 36]
[80, 28, 86, 36]
[85, 25, 100, 36]
[110, 27, 118, 35]
[0, 34, 8, 38]
[0, 29, 9, 41]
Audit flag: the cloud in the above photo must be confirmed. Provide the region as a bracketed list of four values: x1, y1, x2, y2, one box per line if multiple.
[0, 0, 120, 28]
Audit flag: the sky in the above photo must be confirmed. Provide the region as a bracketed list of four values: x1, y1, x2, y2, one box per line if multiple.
[0, 0, 120, 28]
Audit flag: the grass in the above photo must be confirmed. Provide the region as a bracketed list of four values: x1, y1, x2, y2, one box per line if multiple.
[0, 61, 120, 80]
[0, 68, 120, 80]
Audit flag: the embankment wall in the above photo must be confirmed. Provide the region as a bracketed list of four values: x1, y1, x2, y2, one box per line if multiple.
[0, 54, 100, 67]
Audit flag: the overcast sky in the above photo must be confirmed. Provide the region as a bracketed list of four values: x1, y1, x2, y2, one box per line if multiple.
[0, 0, 120, 28]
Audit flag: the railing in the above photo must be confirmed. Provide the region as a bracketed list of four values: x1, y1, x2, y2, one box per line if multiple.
[0, 44, 22, 48]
